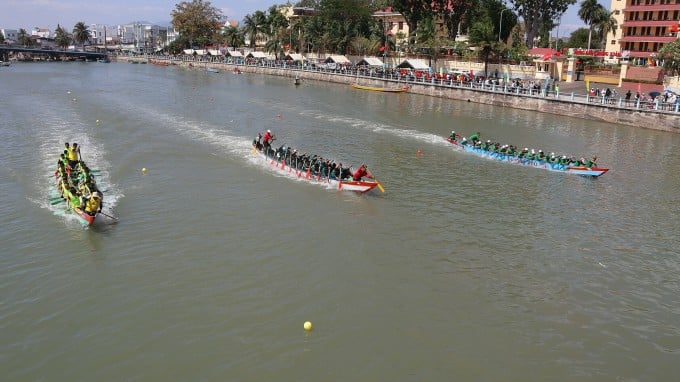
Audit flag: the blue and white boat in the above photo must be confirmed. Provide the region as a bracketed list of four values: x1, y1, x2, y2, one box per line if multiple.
[446, 138, 609, 177]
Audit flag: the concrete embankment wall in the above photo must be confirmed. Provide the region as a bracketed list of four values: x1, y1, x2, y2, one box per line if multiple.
[118, 57, 679, 133]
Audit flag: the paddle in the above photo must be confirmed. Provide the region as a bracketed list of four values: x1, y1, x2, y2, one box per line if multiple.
[51, 198, 65, 205]
[374, 178, 385, 193]
[98, 211, 118, 221]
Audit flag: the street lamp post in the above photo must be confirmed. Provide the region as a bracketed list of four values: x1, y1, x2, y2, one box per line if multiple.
[499, 8, 509, 42]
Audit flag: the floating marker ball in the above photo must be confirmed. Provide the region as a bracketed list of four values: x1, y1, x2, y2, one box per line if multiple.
[67, 91, 71, 94]
[96, 119, 100, 124]
[142, 167, 147, 174]
[417, 149, 422, 155]
[73, 98, 77, 102]
[304, 321, 312, 331]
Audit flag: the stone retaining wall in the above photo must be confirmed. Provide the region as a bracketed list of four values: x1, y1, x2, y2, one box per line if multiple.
[117, 56, 679, 133]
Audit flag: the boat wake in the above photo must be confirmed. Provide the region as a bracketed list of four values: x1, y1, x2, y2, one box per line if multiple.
[298, 110, 450, 147]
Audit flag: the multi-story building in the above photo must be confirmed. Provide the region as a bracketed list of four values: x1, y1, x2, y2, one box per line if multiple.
[31, 27, 51, 38]
[606, 0, 680, 60]
[1, 29, 18, 43]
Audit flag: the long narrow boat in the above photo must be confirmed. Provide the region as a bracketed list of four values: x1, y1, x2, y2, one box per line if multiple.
[51, 158, 103, 226]
[351, 83, 409, 93]
[252, 145, 382, 194]
[446, 138, 609, 177]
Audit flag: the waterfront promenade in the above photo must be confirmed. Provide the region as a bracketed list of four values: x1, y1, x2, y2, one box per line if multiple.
[115, 55, 679, 132]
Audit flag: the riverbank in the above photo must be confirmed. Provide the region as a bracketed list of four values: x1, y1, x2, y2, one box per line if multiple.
[116, 56, 679, 133]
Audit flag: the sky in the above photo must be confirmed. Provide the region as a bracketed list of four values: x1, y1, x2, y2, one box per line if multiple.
[1, 0, 598, 38]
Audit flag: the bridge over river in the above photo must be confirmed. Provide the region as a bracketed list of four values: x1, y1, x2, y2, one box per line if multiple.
[0, 46, 108, 61]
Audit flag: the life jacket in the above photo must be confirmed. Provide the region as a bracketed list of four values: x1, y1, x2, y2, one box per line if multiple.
[84, 197, 100, 213]
[67, 147, 78, 161]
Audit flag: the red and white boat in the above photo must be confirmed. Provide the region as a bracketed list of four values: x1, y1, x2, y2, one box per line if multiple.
[252, 145, 383, 194]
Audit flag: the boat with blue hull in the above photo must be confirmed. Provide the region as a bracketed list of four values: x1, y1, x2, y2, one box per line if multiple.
[446, 138, 609, 177]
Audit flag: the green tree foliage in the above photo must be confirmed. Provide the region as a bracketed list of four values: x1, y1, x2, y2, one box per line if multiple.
[564, 27, 600, 49]
[510, 0, 575, 48]
[468, 16, 502, 78]
[593, 8, 617, 48]
[222, 25, 244, 48]
[18, 28, 34, 46]
[72, 22, 91, 49]
[243, 10, 267, 48]
[658, 39, 680, 76]
[55, 24, 70, 49]
[171, 0, 223, 48]
[577, 0, 600, 50]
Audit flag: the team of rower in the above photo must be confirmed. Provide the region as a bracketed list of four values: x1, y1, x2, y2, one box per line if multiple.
[55, 142, 103, 216]
[449, 131, 599, 168]
[253, 130, 374, 182]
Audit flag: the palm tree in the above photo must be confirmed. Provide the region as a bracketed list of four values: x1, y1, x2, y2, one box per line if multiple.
[55, 24, 70, 49]
[468, 18, 502, 79]
[578, 0, 602, 50]
[594, 9, 618, 48]
[223, 25, 244, 48]
[72, 22, 90, 50]
[243, 11, 267, 48]
[18, 28, 32, 46]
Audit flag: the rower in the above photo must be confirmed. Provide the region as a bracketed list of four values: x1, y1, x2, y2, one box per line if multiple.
[449, 130, 457, 141]
[352, 164, 373, 181]
[83, 192, 102, 216]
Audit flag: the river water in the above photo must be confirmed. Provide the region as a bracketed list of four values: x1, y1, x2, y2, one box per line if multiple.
[1, 62, 679, 380]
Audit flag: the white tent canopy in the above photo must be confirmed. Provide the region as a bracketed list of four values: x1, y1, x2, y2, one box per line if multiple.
[356, 57, 383, 66]
[324, 55, 351, 64]
[284, 53, 306, 62]
[226, 50, 243, 57]
[207, 49, 222, 56]
[246, 51, 268, 59]
[396, 59, 430, 70]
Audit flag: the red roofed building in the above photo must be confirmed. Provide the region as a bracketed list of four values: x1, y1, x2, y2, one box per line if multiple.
[606, 0, 680, 61]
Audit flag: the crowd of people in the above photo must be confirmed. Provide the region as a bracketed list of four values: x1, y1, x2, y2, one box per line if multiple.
[55, 142, 103, 216]
[253, 130, 374, 182]
[449, 131, 599, 168]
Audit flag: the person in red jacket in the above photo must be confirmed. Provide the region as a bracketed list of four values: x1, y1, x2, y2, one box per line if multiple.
[352, 164, 373, 181]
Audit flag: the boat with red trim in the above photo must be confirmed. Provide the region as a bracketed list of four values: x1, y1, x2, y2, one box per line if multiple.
[252, 144, 383, 194]
[51, 151, 104, 226]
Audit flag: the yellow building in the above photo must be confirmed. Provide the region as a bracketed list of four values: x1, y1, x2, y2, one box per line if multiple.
[606, 0, 680, 59]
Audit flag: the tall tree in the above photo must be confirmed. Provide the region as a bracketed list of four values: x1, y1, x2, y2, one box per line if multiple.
[18, 28, 33, 46]
[243, 10, 267, 48]
[577, 0, 601, 50]
[222, 25, 244, 48]
[468, 16, 502, 78]
[72, 22, 90, 49]
[511, 0, 574, 48]
[593, 8, 617, 48]
[171, 0, 223, 48]
[54, 24, 70, 49]
[658, 39, 680, 76]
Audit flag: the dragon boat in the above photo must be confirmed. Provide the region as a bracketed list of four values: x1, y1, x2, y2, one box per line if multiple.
[51, 159, 103, 226]
[446, 138, 609, 177]
[252, 144, 383, 194]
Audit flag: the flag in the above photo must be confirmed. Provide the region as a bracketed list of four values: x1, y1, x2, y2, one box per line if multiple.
[637, 82, 642, 94]
[379, 46, 385, 52]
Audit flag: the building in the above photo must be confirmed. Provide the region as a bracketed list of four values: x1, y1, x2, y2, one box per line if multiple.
[1, 29, 18, 43]
[31, 27, 51, 38]
[606, 0, 680, 60]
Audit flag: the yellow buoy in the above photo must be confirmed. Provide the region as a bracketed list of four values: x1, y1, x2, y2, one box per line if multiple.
[141, 167, 147, 174]
[96, 119, 100, 124]
[304, 321, 312, 331]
